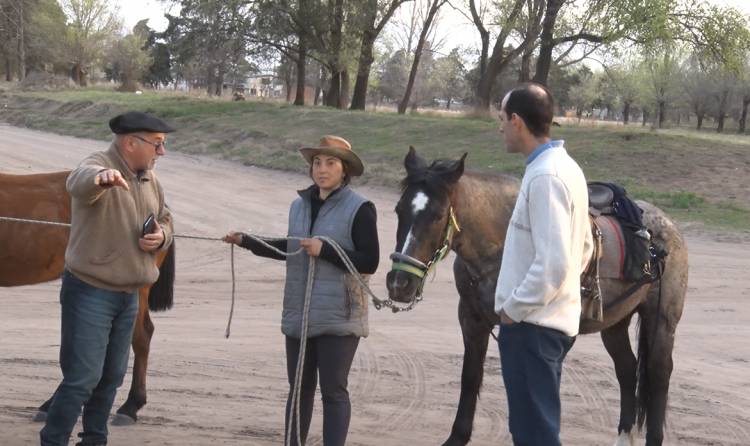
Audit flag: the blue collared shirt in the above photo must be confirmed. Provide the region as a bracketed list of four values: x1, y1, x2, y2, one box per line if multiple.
[526, 140, 564, 166]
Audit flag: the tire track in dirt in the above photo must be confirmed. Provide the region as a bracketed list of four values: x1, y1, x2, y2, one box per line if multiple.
[564, 357, 614, 430]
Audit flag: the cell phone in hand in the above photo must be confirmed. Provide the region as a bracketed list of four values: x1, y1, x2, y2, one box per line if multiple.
[142, 213, 156, 237]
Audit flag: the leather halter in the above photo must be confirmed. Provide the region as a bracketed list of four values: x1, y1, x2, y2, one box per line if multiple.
[390, 206, 461, 298]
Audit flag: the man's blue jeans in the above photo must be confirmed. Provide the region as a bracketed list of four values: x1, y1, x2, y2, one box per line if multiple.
[40, 271, 138, 446]
[498, 322, 575, 446]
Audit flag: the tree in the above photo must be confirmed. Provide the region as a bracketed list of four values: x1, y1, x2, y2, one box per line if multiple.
[166, 0, 253, 96]
[251, 0, 312, 105]
[469, 0, 545, 112]
[105, 21, 152, 92]
[606, 63, 641, 125]
[0, 0, 31, 80]
[680, 55, 712, 129]
[547, 63, 590, 112]
[373, 47, 409, 102]
[737, 54, 750, 134]
[640, 43, 682, 128]
[567, 70, 596, 120]
[432, 47, 467, 109]
[707, 67, 734, 133]
[61, 0, 120, 86]
[25, 0, 68, 73]
[350, 0, 411, 110]
[397, 0, 447, 114]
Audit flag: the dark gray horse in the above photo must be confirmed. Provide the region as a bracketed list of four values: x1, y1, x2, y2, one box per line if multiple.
[385, 148, 688, 446]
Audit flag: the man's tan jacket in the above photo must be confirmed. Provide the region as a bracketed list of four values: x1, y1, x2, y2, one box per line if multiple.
[65, 143, 173, 292]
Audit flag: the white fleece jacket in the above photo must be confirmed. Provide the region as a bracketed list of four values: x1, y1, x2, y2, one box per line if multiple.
[494, 145, 593, 336]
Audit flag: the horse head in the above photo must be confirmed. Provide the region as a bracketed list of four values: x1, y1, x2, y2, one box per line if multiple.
[386, 146, 466, 304]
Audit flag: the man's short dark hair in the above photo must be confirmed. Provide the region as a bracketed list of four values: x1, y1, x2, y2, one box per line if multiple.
[503, 83, 555, 137]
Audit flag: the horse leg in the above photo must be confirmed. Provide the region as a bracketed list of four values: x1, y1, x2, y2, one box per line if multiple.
[442, 293, 492, 446]
[113, 288, 153, 425]
[637, 305, 678, 446]
[601, 314, 637, 446]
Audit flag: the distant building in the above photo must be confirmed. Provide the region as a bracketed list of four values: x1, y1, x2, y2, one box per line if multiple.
[246, 74, 284, 98]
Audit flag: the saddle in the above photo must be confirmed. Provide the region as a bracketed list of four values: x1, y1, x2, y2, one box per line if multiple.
[588, 183, 615, 214]
[580, 182, 667, 323]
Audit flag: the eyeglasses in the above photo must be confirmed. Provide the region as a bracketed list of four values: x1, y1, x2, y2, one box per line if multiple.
[131, 134, 167, 151]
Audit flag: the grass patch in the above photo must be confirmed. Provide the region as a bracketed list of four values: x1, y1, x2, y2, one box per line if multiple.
[1, 88, 748, 232]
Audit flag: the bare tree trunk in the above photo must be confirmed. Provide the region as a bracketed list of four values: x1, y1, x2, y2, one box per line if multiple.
[350, 32, 375, 110]
[16, 0, 25, 81]
[739, 97, 750, 133]
[314, 66, 322, 106]
[468, 0, 489, 81]
[206, 64, 215, 95]
[475, 0, 544, 111]
[315, 65, 327, 106]
[339, 69, 350, 109]
[5, 54, 12, 81]
[519, 49, 532, 82]
[657, 101, 666, 128]
[294, 39, 307, 106]
[350, 0, 408, 110]
[532, 0, 565, 86]
[715, 89, 728, 133]
[322, 0, 345, 108]
[326, 70, 341, 107]
[696, 113, 704, 130]
[72, 63, 88, 86]
[398, 0, 445, 115]
[351, 0, 378, 110]
[215, 64, 225, 96]
[623, 101, 631, 125]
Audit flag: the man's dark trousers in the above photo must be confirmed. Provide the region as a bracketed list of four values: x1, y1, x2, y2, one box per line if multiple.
[40, 271, 138, 446]
[498, 321, 576, 446]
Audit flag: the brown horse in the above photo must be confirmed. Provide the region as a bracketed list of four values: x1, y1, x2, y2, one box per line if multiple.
[0, 171, 176, 425]
[385, 148, 688, 446]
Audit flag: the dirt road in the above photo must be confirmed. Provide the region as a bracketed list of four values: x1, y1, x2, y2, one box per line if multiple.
[1, 124, 749, 445]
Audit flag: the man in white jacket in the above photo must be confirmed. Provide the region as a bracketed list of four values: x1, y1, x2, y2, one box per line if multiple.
[495, 83, 593, 445]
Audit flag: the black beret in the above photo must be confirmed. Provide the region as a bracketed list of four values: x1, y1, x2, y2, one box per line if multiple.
[108, 111, 175, 134]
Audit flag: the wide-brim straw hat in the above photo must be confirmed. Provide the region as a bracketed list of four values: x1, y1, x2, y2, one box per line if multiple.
[299, 135, 364, 177]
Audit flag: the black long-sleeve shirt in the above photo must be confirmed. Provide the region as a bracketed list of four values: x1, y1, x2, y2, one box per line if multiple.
[239, 186, 379, 274]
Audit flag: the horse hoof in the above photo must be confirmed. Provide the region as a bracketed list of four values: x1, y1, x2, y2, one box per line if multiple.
[613, 431, 635, 446]
[110, 413, 136, 426]
[32, 411, 47, 422]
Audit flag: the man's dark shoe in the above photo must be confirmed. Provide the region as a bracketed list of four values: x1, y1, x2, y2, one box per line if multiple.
[75, 432, 106, 446]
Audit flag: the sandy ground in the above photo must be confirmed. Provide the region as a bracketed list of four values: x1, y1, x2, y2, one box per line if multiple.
[1, 124, 749, 446]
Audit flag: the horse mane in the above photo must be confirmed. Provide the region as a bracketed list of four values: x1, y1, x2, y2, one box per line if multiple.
[400, 159, 458, 195]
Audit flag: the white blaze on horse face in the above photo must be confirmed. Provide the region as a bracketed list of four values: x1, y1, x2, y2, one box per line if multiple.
[400, 191, 429, 255]
[411, 191, 429, 215]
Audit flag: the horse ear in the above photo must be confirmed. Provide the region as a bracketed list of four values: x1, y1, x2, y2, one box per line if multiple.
[404, 146, 427, 173]
[443, 153, 467, 184]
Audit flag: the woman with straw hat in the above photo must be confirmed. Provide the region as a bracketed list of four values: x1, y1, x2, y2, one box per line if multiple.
[223, 135, 379, 446]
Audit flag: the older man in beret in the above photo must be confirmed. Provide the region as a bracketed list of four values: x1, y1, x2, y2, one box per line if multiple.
[40, 112, 175, 446]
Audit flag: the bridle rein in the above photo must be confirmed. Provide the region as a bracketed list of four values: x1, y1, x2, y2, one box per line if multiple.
[386, 206, 461, 311]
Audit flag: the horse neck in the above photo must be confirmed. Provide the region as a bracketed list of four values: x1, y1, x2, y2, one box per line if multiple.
[450, 173, 519, 268]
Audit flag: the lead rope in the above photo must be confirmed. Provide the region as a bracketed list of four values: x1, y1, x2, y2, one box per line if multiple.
[1, 216, 395, 446]
[238, 234, 384, 446]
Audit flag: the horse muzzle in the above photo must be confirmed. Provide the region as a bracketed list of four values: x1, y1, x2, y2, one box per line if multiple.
[386, 252, 427, 303]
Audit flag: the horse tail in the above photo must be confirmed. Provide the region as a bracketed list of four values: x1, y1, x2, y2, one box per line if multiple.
[635, 313, 650, 431]
[148, 240, 175, 312]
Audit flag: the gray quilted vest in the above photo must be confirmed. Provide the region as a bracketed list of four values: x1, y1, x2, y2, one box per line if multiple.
[282, 186, 370, 338]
